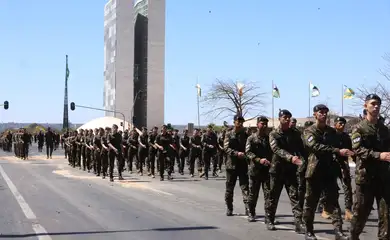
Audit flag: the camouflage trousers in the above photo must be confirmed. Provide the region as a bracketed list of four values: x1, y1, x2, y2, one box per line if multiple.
[350, 183, 389, 240]
[303, 175, 342, 233]
[247, 173, 271, 217]
[268, 172, 302, 223]
[224, 168, 249, 211]
[320, 164, 353, 211]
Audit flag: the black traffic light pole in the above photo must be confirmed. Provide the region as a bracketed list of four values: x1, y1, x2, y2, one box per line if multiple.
[70, 102, 126, 131]
[0, 101, 9, 110]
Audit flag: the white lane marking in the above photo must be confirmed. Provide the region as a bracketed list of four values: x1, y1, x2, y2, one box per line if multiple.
[0, 165, 52, 240]
[238, 216, 331, 240]
[32, 223, 52, 240]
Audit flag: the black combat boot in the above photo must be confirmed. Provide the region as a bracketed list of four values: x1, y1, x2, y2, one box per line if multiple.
[265, 217, 276, 231]
[226, 203, 233, 216]
[245, 207, 250, 216]
[305, 231, 317, 240]
[294, 220, 306, 234]
[226, 208, 233, 216]
[247, 210, 256, 222]
[247, 206, 256, 222]
[334, 228, 349, 240]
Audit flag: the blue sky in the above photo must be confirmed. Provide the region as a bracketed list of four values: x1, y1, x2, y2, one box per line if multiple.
[0, 0, 389, 125]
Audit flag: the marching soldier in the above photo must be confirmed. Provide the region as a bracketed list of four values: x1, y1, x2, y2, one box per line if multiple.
[268, 110, 305, 234]
[298, 121, 314, 214]
[245, 116, 272, 223]
[349, 94, 390, 240]
[127, 129, 139, 173]
[334, 117, 353, 222]
[171, 129, 180, 172]
[100, 127, 110, 179]
[223, 115, 249, 216]
[147, 127, 158, 178]
[179, 129, 190, 175]
[217, 130, 226, 173]
[108, 124, 124, 182]
[138, 127, 149, 176]
[201, 125, 218, 180]
[189, 129, 202, 177]
[155, 125, 173, 181]
[303, 104, 351, 240]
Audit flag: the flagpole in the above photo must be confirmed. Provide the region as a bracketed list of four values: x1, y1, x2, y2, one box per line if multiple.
[196, 77, 200, 128]
[308, 81, 311, 118]
[272, 80, 275, 127]
[341, 84, 344, 116]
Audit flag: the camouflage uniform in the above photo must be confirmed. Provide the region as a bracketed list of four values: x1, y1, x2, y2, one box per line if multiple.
[303, 120, 347, 240]
[223, 115, 249, 216]
[245, 117, 272, 223]
[349, 117, 390, 240]
[268, 122, 306, 233]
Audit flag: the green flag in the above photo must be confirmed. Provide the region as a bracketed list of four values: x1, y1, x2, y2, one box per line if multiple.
[65, 55, 70, 82]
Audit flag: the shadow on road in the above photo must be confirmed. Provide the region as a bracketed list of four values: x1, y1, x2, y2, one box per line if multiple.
[0, 226, 219, 238]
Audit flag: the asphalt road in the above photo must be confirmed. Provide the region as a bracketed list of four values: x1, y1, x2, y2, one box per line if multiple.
[0, 144, 380, 240]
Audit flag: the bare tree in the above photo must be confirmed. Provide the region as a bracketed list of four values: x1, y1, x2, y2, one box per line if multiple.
[379, 53, 390, 81]
[201, 79, 266, 121]
[355, 53, 390, 123]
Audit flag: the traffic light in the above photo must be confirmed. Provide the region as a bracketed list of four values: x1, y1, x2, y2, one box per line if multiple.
[3, 101, 8, 110]
[70, 102, 75, 111]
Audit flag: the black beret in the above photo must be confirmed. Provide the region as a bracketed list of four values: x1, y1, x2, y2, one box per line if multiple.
[313, 104, 329, 113]
[304, 121, 314, 127]
[233, 115, 245, 121]
[334, 116, 346, 123]
[365, 94, 382, 104]
[278, 109, 292, 117]
[257, 116, 269, 123]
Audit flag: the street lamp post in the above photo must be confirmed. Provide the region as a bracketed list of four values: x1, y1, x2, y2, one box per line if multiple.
[70, 103, 126, 131]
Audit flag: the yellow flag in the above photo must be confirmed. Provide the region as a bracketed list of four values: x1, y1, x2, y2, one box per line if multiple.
[343, 86, 355, 99]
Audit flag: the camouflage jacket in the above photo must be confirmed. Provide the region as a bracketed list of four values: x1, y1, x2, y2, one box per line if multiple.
[269, 127, 305, 175]
[303, 124, 340, 179]
[245, 131, 272, 176]
[351, 119, 390, 184]
[223, 128, 248, 170]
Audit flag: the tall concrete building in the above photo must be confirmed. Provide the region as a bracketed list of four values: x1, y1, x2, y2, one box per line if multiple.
[103, 0, 165, 129]
[103, 0, 134, 124]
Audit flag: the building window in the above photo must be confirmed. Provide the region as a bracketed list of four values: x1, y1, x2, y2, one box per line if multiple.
[108, 26, 113, 38]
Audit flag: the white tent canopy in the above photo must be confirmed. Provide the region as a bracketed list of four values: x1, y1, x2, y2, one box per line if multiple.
[77, 116, 132, 131]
